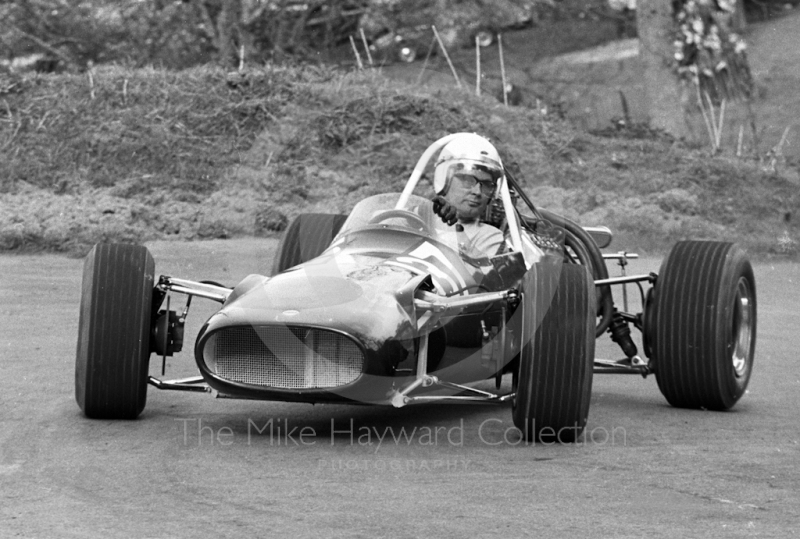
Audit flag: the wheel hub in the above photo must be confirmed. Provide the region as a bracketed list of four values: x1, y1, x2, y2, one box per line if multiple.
[731, 276, 753, 378]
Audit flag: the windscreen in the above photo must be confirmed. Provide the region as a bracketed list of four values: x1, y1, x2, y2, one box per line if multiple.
[336, 193, 472, 254]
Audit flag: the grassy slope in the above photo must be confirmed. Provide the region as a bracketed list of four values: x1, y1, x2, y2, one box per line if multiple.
[1, 63, 797, 256]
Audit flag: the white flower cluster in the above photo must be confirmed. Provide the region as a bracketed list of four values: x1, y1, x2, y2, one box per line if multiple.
[673, 0, 747, 80]
[608, 0, 637, 11]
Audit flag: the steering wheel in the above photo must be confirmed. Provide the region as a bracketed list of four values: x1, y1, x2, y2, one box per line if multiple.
[367, 209, 430, 233]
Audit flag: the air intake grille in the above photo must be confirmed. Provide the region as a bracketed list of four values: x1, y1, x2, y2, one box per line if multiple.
[208, 326, 363, 389]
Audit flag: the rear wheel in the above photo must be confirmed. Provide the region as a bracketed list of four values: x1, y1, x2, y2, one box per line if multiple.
[271, 213, 347, 275]
[75, 244, 154, 419]
[652, 241, 756, 410]
[512, 263, 596, 443]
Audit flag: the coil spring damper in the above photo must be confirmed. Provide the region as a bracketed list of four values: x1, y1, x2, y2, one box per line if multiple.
[608, 308, 638, 360]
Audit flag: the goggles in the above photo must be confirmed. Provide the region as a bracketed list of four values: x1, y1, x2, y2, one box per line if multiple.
[453, 173, 496, 195]
[450, 161, 501, 182]
[448, 162, 500, 195]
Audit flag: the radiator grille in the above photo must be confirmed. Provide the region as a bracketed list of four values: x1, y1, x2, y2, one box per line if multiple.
[207, 326, 363, 389]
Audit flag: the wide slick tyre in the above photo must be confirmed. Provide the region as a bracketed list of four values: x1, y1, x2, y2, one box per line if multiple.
[652, 241, 756, 410]
[75, 243, 155, 419]
[512, 263, 596, 443]
[271, 213, 347, 275]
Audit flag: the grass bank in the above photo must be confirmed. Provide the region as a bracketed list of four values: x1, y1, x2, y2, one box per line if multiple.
[1, 64, 797, 257]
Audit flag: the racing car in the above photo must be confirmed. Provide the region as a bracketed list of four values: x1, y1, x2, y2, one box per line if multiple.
[75, 133, 757, 443]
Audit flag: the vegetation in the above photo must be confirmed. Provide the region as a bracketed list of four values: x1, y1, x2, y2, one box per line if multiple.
[2, 0, 795, 73]
[1, 63, 797, 257]
[1, 0, 217, 70]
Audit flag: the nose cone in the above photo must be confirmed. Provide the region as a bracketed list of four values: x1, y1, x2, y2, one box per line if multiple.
[221, 269, 366, 323]
[212, 259, 419, 351]
[258, 272, 366, 310]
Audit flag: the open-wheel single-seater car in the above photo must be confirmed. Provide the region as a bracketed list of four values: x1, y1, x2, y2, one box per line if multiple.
[75, 133, 757, 443]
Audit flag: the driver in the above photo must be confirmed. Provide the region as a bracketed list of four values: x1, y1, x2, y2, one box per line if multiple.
[429, 133, 505, 257]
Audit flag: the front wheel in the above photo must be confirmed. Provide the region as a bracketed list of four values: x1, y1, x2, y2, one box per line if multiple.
[512, 263, 596, 443]
[75, 243, 154, 419]
[651, 241, 757, 410]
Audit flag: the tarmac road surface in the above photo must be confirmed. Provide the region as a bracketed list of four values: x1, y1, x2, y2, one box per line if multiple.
[1, 239, 798, 538]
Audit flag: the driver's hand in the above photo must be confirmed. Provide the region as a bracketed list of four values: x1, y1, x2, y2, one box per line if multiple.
[432, 195, 458, 226]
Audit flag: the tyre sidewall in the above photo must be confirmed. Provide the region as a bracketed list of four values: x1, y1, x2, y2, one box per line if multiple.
[714, 249, 757, 405]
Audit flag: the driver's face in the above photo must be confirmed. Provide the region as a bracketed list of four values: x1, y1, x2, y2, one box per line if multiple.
[446, 174, 494, 222]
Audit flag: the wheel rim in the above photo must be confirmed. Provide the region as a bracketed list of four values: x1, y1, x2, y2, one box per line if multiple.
[731, 276, 754, 378]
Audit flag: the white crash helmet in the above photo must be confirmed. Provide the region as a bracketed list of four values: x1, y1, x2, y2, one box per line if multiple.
[433, 133, 504, 195]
